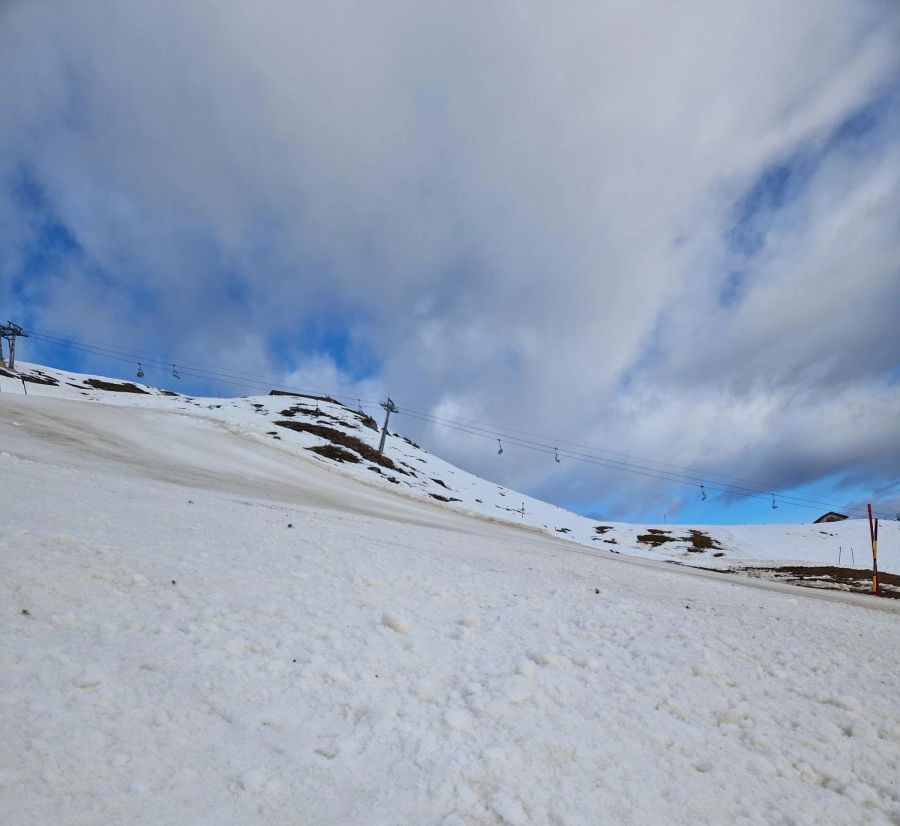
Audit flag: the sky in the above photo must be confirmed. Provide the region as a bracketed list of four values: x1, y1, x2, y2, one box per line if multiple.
[1, 0, 898, 524]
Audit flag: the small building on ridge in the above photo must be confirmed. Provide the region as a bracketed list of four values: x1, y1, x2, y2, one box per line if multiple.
[813, 511, 849, 524]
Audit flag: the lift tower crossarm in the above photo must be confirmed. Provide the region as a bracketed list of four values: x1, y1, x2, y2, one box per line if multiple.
[0, 322, 27, 371]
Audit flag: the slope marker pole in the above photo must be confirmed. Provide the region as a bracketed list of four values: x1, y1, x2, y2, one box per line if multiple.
[867, 504, 880, 596]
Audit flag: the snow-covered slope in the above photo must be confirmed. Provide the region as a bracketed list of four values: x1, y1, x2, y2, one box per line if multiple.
[2, 362, 900, 825]
[2, 361, 896, 579]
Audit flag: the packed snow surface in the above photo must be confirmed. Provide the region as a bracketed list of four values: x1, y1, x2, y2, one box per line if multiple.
[2, 366, 900, 824]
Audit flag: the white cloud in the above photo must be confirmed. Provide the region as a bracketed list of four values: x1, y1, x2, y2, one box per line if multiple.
[1, 0, 898, 516]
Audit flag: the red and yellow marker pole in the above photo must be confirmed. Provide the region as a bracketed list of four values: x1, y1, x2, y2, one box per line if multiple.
[867, 504, 880, 596]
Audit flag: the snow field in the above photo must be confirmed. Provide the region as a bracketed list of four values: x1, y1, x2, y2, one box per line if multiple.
[4, 361, 898, 578]
[2, 419, 900, 825]
[7, 360, 900, 584]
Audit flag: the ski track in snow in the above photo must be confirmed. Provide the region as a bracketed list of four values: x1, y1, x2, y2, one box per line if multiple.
[1, 364, 899, 824]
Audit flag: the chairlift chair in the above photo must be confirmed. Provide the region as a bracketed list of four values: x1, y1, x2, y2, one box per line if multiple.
[700, 484, 707, 501]
[554, 447, 560, 463]
[172, 364, 180, 379]
[136, 362, 144, 379]
[771, 495, 778, 510]
[497, 439, 503, 455]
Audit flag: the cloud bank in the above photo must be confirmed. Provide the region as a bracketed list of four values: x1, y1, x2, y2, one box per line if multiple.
[1, 0, 898, 518]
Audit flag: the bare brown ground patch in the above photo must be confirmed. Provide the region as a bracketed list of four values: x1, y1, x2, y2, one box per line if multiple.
[637, 528, 723, 552]
[429, 493, 462, 503]
[2, 368, 60, 385]
[83, 378, 149, 394]
[686, 530, 724, 552]
[741, 565, 900, 600]
[24, 372, 61, 386]
[636, 530, 675, 547]
[307, 444, 360, 463]
[275, 420, 407, 474]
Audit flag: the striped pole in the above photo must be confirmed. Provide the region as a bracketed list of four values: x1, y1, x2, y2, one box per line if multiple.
[873, 518, 880, 596]
[868, 504, 880, 596]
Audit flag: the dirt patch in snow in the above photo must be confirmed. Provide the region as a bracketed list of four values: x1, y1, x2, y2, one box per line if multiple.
[356, 411, 379, 431]
[83, 378, 149, 394]
[686, 530, 723, 552]
[269, 389, 344, 406]
[739, 565, 900, 600]
[275, 420, 407, 474]
[307, 444, 361, 463]
[24, 371, 61, 386]
[429, 493, 462, 503]
[2, 368, 60, 385]
[637, 529, 723, 552]
[637, 530, 676, 547]
[279, 405, 357, 428]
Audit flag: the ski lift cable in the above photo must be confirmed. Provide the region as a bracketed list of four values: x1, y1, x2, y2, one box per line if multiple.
[25, 330, 381, 407]
[21, 327, 893, 519]
[27, 326, 862, 507]
[397, 407, 879, 517]
[23, 327, 869, 510]
[32, 327, 890, 519]
[26, 328, 386, 408]
[400, 402, 892, 516]
[400, 408, 886, 518]
[23, 328, 891, 518]
[398, 410, 751, 498]
[447, 419, 822, 511]
[24, 333, 331, 401]
[393, 401, 817, 495]
[397, 408, 885, 518]
[27, 328, 285, 381]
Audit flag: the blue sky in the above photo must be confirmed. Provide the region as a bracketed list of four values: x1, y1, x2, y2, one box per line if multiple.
[1, 0, 899, 525]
